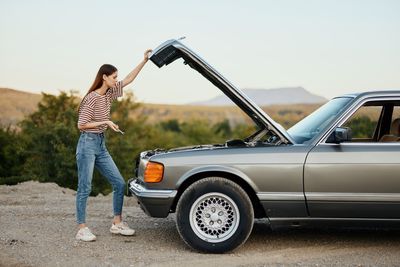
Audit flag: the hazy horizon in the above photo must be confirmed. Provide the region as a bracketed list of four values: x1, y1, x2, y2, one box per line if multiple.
[1, 0, 399, 104]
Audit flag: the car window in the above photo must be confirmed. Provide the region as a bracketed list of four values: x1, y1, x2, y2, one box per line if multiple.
[389, 106, 400, 136]
[340, 100, 400, 142]
[287, 97, 352, 144]
[391, 106, 400, 123]
[342, 105, 382, 139]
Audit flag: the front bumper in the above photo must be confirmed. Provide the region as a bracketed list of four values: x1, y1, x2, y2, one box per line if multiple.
[127, 178, 177, 218]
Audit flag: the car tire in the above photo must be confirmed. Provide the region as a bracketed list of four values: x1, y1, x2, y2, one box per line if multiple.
[176, 177, 254, 253]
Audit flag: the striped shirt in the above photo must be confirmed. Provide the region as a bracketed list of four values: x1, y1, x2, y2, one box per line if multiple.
[78, 81, 123, 133]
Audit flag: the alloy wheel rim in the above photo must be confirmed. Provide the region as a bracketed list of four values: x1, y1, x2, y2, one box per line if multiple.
[189, 192, 240, 243]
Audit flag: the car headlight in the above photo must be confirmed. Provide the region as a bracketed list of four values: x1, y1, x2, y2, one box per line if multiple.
[144, 161, 164, 183]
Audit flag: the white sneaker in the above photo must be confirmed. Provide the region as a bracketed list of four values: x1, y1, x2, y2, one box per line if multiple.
[75, 227, 96, 242]
[110, 221, 135, 236]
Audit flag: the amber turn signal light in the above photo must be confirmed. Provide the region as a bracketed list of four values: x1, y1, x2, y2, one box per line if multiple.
[144, 162, 164, 183]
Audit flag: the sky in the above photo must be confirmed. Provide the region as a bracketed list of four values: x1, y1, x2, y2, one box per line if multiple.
[0, 0, 399, 104]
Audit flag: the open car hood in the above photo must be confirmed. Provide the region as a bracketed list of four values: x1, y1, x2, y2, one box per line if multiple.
[149, 39, 294, 144]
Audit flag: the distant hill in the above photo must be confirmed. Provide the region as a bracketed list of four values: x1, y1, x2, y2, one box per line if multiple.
[190, 87, 327, 106]
[0, 88, 42, 126]
[0, 88, 322, 129]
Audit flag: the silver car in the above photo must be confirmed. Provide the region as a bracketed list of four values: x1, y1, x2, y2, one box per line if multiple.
[128, 39, 400, 253]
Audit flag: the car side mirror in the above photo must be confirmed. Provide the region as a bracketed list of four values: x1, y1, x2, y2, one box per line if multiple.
[326, 127, 352, 143]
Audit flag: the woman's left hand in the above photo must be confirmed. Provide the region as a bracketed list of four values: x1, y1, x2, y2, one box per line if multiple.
[144, 49, 152, 62]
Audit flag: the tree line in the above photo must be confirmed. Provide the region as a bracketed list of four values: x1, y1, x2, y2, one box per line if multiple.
[0, 92, 254, 195]
[0, 91, 376, 195]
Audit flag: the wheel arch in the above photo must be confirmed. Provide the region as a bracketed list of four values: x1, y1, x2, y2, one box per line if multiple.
[171, 168, 266, 218]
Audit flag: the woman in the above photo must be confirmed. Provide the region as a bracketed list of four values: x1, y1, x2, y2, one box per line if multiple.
[75, 49, 152, 241]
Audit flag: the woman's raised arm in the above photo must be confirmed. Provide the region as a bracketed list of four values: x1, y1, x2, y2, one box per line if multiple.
[122, 49, 152, 88]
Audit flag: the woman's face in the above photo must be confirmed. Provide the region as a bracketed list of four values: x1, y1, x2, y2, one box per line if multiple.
[103, 71, 118, 88]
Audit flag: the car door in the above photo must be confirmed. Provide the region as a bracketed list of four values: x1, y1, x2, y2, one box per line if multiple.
[304, 97, 400, 219]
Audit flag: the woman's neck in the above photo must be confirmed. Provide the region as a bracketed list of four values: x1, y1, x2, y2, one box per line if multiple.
[95, 83, 108, 95]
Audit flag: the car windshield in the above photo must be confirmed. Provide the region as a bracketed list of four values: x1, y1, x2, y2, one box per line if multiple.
[287, 97, 353, 144]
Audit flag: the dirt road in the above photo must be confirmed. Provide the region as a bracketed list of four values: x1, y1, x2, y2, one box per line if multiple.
[1, 181, 399, 266]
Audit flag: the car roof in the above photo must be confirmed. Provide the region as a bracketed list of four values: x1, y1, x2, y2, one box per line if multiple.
[337, 90, 400, 99]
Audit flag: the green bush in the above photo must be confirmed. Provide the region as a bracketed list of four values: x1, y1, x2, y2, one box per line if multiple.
[0, 126, 27, 179]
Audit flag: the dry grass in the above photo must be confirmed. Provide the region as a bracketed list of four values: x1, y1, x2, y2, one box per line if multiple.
[132, 103, 322, 128]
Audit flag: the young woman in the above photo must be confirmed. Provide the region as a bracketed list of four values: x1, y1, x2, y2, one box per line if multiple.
[75, 49, 152, 241]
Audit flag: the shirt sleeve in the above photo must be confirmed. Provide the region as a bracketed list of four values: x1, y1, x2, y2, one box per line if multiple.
[78, 95, 96, 126]
[109, 81, 123, 101]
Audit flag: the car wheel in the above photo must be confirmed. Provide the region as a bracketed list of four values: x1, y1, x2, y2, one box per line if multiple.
[176, 177, 254, 253]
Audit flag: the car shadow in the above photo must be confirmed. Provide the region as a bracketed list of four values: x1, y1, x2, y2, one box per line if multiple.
[244, 219, 400, 251]
[130, 215, 400, 253]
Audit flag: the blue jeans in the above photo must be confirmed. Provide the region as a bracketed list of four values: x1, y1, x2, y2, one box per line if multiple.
[76, 132, 125, 224]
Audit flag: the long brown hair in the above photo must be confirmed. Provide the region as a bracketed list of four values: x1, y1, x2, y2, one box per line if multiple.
[78, 64, 118, 111]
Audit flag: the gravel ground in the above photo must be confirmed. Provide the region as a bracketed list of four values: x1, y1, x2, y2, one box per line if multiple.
[1, 181, 400, 267]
